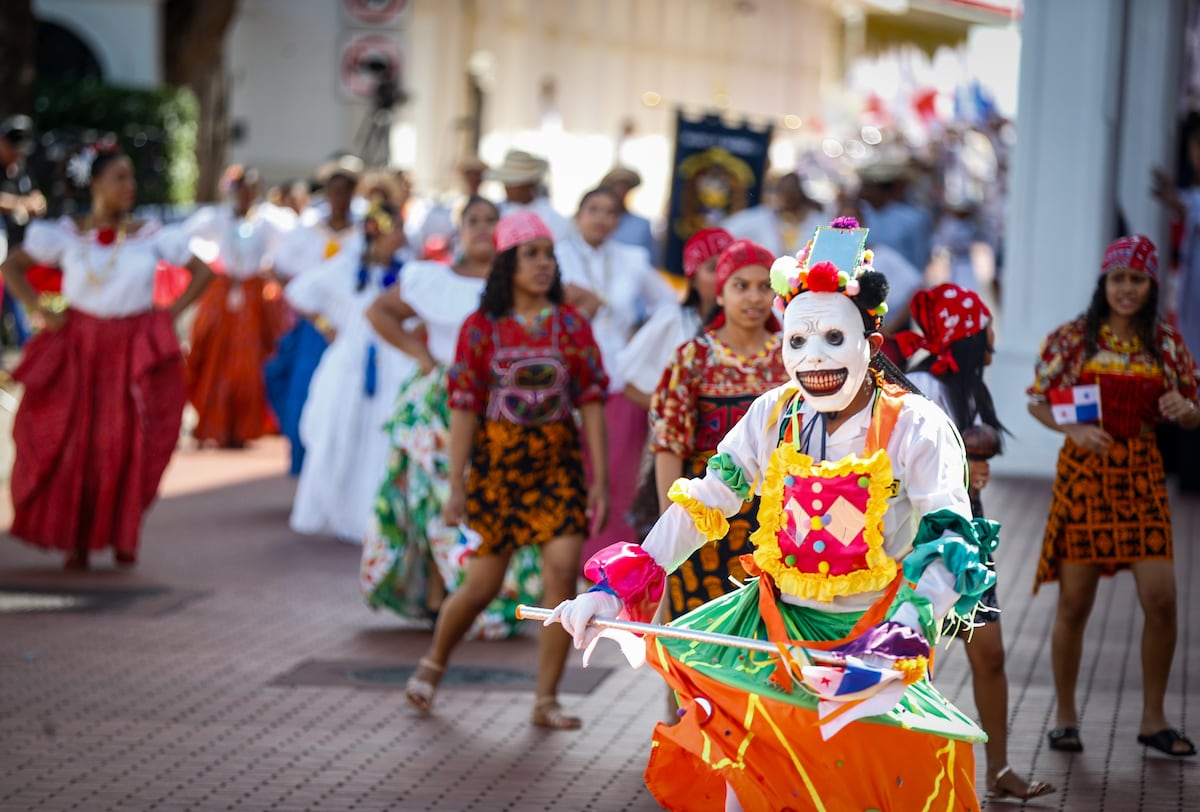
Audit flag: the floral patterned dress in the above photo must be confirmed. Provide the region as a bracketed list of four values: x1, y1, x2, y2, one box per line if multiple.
[1028, 317, 1199, 590]
[650, 332, 787, 616]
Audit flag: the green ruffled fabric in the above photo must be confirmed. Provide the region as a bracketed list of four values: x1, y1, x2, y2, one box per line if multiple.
[706, 452, 751, 500]
[902, 508, 999, 620]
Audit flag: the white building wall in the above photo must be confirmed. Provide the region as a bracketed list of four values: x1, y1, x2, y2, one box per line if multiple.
[35, 0, 162, 87]
[990, 0, 1185, 476]
[226, 0, 362, 182]
[224, 0, 843, 215]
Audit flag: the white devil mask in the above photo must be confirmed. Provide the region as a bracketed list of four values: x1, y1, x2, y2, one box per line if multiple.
[783, 292, 874, 413]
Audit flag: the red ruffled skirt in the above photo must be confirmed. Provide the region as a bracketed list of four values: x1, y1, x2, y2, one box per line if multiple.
[10, 308, 186, 559]
[186, 275, 286, 445]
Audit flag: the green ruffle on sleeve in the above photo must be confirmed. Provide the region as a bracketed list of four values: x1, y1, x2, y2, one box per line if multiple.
[902, 508, 999, 619]
[706, 452, 751, 500]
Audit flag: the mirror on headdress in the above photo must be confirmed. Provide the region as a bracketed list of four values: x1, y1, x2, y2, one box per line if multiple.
[805, 227, 868, 275]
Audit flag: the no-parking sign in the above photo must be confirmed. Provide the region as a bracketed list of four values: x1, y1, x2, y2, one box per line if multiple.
[338, 33, 405, 101]
[341, 0, 409, 27]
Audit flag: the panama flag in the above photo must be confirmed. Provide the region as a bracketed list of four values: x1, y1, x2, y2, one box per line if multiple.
[1048, 384, 1102, 426]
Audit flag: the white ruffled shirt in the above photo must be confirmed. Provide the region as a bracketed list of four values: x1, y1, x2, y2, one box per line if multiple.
[397, 260, 486, 367]
[641, 383, 972, 614]
[183, 203, 296, 279]
[272, 219, 364, 279]
[616, 304, 703, 397]
[23, 217, 192, 318]
[556, 235, 678, 391]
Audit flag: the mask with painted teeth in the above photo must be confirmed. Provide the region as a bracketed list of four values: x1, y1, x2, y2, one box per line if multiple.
[783, 292, 873, 413]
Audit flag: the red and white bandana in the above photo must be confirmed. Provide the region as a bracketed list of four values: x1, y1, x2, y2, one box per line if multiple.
[896, 283, 991, 374]
[1101, 234, 1157, 281]
[682, 227, 734, 278]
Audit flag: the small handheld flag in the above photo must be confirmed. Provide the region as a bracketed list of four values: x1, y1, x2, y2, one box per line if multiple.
[1048, 384, 1101, 426]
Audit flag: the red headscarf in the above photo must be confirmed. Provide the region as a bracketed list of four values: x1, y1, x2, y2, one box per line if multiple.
[1101, 234, 1158, 281]
[682, 228, 734, 278]
[710, 239, 780, 331]
[895, 283, 991, 374]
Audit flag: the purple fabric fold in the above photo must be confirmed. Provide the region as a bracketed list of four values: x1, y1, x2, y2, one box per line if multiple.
[829, 620, 930, 662]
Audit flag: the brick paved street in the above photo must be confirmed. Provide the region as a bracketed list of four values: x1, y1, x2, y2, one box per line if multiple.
[0, 437, 1196, 811]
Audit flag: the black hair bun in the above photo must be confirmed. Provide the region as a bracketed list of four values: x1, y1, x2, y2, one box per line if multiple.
[854, 270, 889, 311]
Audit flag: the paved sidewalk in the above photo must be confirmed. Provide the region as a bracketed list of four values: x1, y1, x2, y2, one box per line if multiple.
[0, 438, 1196, 811]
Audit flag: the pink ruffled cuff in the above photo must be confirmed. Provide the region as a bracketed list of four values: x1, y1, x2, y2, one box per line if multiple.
[584, 542, 665, 624]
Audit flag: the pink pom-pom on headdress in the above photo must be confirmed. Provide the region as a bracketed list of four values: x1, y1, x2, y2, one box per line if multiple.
[830, 216, 860, 230]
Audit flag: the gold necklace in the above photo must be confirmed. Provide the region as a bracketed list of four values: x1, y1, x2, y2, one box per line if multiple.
[84, 219, 129, 286]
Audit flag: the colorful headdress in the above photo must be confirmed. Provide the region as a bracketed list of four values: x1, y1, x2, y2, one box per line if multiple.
[895, 283, 991, 374]
[769, 216, 888, 329]
[682, 227, 734, 277]
[1101, 234, 1157, 281]
[494, 210, 553, 253]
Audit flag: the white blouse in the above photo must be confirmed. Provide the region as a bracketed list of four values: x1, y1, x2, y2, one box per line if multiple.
[273, 219, 364, 279]
[183, 204, 295, 279]
[616, 304, 703, 396]
[23, 216, 192, 318]
[556, 235, 678, 391]
[398, 260, 486, 367]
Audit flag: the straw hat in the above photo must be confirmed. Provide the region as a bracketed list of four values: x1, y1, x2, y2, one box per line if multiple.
[457, 155, 488, 174]
[600, 166, 641, 189]
[486, 149, 549, 186]
[315, 154, 364, 185]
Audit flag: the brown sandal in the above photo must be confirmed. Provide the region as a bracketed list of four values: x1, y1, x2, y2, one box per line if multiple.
[404, 658, 443, 714]
[532, 696, 582, 730]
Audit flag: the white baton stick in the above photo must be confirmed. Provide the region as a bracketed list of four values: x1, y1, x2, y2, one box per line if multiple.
[517, 604, 847, 667]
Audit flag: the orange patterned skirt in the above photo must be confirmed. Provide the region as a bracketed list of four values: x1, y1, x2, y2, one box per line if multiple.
[1034, 433, 1172, 591]
[465, 418, 588, 555]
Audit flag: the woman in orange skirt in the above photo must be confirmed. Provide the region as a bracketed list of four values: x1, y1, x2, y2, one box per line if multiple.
[1028, 235, 1199, 758]
[184, 166, 293, 447]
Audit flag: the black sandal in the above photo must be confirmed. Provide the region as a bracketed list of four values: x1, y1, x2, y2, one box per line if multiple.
[1048, 726, 1083, 752]
[1137, 728, 1197, 757]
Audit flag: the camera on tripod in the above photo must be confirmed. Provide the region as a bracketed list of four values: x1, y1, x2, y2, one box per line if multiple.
[358, 55, 408, 110]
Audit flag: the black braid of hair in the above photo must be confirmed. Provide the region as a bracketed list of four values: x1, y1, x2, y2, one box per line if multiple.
[912, 330, 1009, 435]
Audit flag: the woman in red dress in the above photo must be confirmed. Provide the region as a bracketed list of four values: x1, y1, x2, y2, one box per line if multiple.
[404, 211, 609, 729]
[1028, 235, 1199, 757]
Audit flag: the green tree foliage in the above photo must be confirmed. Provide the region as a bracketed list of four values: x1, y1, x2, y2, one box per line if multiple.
[31, 77, 199, 209]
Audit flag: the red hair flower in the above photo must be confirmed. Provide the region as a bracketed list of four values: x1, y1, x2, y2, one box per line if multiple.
[96, 226, 117, 246]
[806, 261, 841, 293]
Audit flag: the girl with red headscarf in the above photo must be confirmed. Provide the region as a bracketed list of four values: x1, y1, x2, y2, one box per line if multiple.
[900, 283, 1054, 800]
[650, 239, 787, 617]
[1028, 235, 1199, 758]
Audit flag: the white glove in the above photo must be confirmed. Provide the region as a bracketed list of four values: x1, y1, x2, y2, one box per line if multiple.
[892, 559, 960, 633]
[544, 591, 623, 650]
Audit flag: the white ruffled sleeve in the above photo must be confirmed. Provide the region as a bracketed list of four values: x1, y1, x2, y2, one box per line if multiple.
[22, 219, 68, 265]
[153, 224, 194, 266]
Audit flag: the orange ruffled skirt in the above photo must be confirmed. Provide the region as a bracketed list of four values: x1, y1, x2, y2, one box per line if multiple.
[186, 275, 287, 446]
